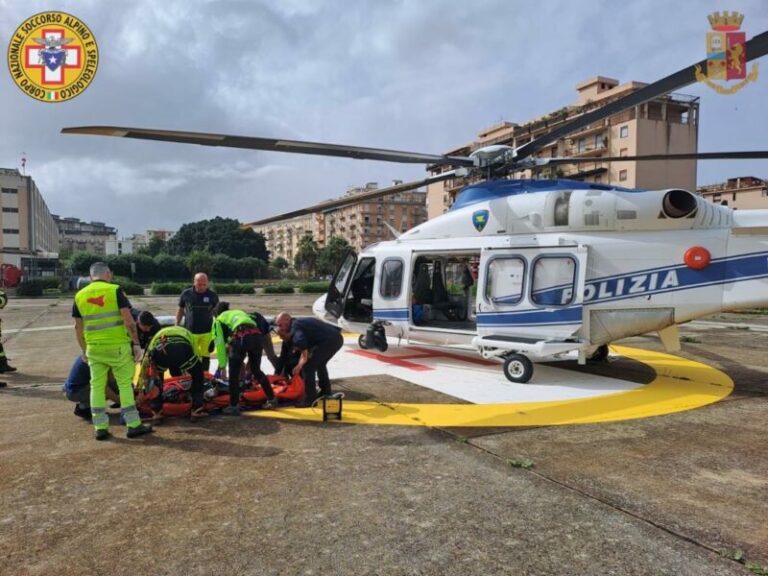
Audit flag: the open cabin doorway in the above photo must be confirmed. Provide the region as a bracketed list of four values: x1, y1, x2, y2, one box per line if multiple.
[411, 252, 479, 332]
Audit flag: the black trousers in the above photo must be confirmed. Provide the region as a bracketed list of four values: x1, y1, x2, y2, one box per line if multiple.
[228, 332, 274, 407]
[150, 342, 205, 410]
[301, 331, 344, 405]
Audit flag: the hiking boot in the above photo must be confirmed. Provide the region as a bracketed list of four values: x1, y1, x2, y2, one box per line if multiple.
[0, 358, 16, 373]
[74, 404, 92, 421]
[221, 405, 241, 416]
[95, 429, 111, 441]
[263, 398, 279, 410]
[126, 424, 154, 439]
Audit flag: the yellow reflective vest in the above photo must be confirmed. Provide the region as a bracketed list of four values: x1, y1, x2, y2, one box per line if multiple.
[75, 281, 130, 346]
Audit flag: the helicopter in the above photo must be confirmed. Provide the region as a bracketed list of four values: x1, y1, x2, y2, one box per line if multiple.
[63, 30, 768, 384]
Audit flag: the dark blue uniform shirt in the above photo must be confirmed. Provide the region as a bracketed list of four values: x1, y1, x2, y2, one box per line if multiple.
[290, 318, 342, 351]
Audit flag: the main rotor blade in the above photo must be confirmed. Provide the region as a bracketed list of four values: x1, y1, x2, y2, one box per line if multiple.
[243, 171, 457, 227]
[543, 151, 768, 164]
[61, 126, 475, 168]
[514, 30, 768, 162]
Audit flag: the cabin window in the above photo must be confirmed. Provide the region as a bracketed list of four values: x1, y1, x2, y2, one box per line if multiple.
[486, 257, 525, 305]
[380, 258, 404, 299]
[531, 256, 577, 306]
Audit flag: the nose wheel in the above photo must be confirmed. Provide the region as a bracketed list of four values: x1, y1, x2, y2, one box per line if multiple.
[502, 353, 533, 384]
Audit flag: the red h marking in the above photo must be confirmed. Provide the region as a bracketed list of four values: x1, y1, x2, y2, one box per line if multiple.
[347, 346, 496, 372]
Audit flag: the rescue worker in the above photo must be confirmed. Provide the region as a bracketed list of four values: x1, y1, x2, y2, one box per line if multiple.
[139, 325, 207, 422]
[275, 312, 344, 407]
[73, 262, 153, 441]
[176, 272, 218, 371]
[0, 289, 17, 383]
[211, 302, 277, 415]
[132, 309, 162, 349]
[63, 356, 121, 420]
[247, 310, 279, 372]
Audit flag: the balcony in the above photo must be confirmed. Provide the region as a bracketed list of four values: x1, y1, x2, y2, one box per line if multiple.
[568, 143, 608, 158]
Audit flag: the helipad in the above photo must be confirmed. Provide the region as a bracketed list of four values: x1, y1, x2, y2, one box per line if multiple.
[247, 339, 734, 427]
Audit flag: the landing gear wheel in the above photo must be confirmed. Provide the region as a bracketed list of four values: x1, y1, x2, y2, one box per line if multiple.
[358, 334, 369, 350]
[502, 354, 533, 384]
[374, 336, 388, 353]
[588, 345, 609, 363]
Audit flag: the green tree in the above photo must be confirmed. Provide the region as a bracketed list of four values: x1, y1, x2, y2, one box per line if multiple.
[236, 257, 267, 279]
[66, 251, 101, 275]
[186, 250, 214, 276]
[153, 254, 188, 280]
[130, 254, 157, 282]
[272, 256, 289, 270]
[166, 217, 268, 260]
[139, 236, 167, 257]
[294, 235, 318, 279]
[317, 236, 351, 275]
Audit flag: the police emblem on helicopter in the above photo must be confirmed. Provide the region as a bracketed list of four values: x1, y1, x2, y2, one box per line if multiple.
[472, 210, 489, 232]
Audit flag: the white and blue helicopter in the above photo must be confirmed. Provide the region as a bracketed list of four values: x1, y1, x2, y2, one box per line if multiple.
[64, 31, 768, 383]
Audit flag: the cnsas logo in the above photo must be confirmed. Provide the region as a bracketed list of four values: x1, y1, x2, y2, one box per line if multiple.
[7, 11, 99, 103]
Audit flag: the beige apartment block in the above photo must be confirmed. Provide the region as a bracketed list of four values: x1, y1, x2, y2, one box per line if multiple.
[245, 182, 427, 262]
[427, 76, 700, 218]
[248, 213, 317, 263]
[53, 215, 116, 255]
[698, 176, 767, 210]
[0, 169, 59, 276]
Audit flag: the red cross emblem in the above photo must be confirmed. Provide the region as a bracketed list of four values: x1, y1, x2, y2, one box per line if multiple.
[24, 28, 81, 86]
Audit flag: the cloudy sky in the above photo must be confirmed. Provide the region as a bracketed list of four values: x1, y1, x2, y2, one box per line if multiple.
[1, 0, 766, 236]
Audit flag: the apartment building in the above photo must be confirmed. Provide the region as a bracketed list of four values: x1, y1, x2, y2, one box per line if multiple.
[246, 182, 427, 262]
[0, 168, 59, 276]
[53, 215, 116, 255]
[427, 76, 700, 218]
[698, 176, 767, 209]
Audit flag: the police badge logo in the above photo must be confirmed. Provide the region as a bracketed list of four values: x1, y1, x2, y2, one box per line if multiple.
[7, 11, 98, 103]
[695, 11, 758, 94]
[472, 210, 489, 232]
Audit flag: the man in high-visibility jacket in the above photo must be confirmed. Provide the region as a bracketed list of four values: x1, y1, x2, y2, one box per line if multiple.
[138, 325, 207, 422]
[211, 302, 277, 415]
[73, 262, 153, 441]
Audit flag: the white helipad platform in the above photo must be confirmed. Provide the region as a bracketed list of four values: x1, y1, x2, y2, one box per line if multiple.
[328, 339, 640, 404]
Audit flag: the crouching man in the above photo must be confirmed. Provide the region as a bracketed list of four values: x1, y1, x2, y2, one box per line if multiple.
[139, 325, 207, 422]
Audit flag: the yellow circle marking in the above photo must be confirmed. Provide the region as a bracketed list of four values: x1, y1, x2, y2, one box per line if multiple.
[7, 11, 98, 102]
[247, 345, 733, 427]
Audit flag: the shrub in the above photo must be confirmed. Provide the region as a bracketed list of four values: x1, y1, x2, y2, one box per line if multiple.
[151, 282, 188, 295]
[263, 283, 295, 294]
[298, 282, 328, 294]
[17, 280, 45, 297]
[114, 276, 144, 296]
[213, 283, 255, 295]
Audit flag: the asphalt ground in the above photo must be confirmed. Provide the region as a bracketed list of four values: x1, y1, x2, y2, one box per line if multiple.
[0, 294, 766, 576]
